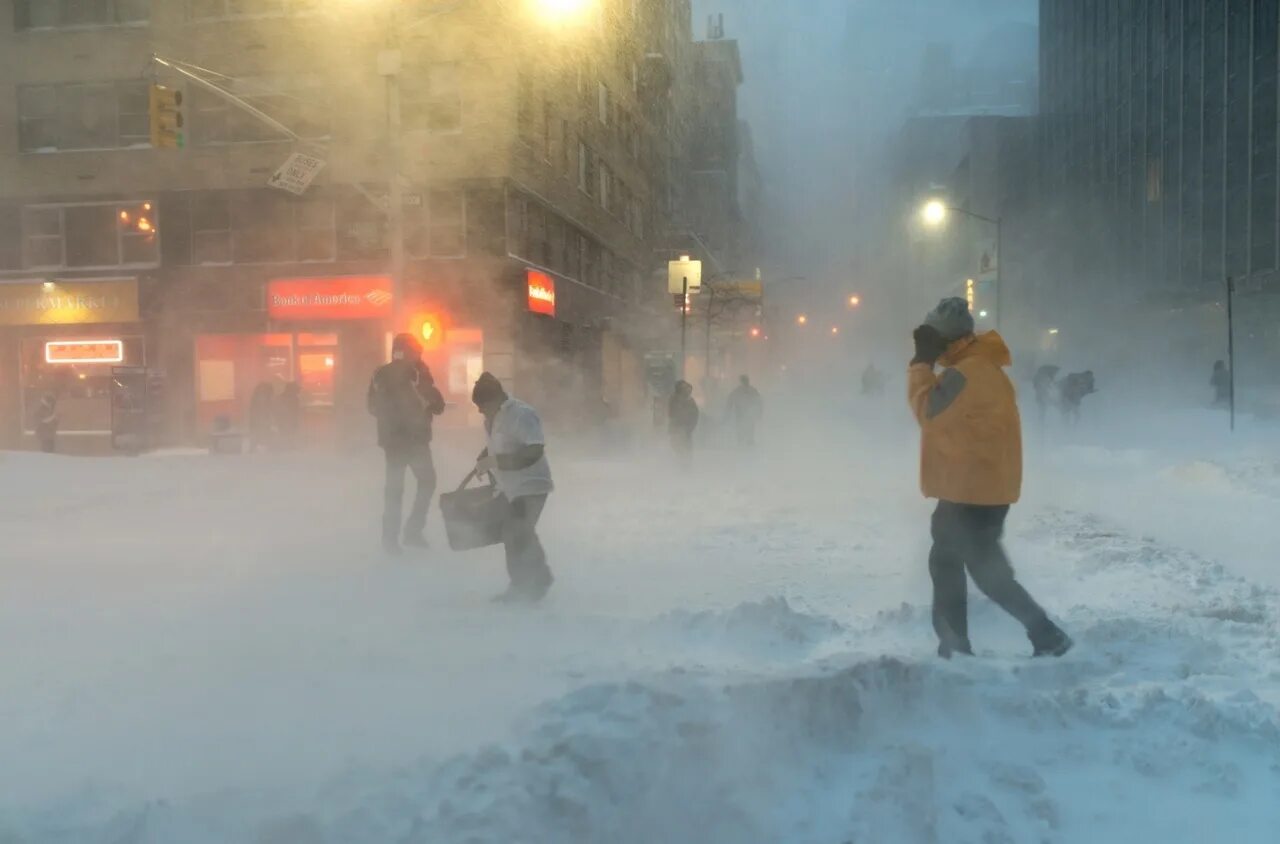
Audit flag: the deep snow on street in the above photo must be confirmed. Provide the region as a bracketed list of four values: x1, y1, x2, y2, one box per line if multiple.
[3, 397, 1280, 843]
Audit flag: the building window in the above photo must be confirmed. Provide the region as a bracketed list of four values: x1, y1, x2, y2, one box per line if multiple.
[336, 193, 385, 261]
[21, 201, 158, 269]
[18, 82, 151, 152]
[188, 79, 328, 145]
[516, 69, 536, 144]
[188, 0, 315, 20]
[598, 82, 610, 125]
[0, 207, 21, 269]
[404, 62, 462, 134]
[227, 191, 333, 263]
[14, 0, 148, 29]
[428, 188, 466, 257]
[579, 144, 596, 197]
[191, 193, 232, 265]
[296, 197, 335, 262]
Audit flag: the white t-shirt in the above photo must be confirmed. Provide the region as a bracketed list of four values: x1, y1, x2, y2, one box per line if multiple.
[487, 398, 554, 499]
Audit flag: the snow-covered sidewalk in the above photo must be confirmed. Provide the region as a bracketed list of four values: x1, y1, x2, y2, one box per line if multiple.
[2, 407, 1279, 842]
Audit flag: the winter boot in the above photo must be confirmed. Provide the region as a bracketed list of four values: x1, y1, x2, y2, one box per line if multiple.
[402, 532, 429, 549]
[936, 621, 973, 660]
[1030, 623, 1073, 658]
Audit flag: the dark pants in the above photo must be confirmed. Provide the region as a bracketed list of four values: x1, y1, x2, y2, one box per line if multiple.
[734, 418, 757, 448]
[929, 501, 1053, 648]
[383, 443, 436, 545]
[502, 494, 551, 596]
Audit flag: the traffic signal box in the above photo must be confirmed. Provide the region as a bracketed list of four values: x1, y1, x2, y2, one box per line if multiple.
[149, 84, 184, 149]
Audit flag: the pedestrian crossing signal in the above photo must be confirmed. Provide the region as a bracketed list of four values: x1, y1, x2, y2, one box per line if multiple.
[149, 84, 184, 149]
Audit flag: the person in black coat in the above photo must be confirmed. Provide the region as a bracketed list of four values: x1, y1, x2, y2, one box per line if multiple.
[668, 380, 699, 466]
[367, 333, 446, 554]
[247, 382, 275, 452]
[34, 392, 59, 454]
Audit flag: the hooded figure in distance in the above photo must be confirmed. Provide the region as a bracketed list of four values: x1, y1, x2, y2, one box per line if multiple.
[909, 297, 1072, 659]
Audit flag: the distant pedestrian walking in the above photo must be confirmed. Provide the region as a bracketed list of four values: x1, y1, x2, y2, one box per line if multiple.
[668, 380, 699, 466]
[1211, 360, 1232, 409]
[1058, 371, 1096, 425]
[726, 375, 763, 447]
[909, 297, 1072, 659]
[861, 362, 886, 396]
[275, 382, 301, 448]
[1032, 365, 1059, 424]
[472, 373, 555, 603]
[247, 382, 275, 452]
[34, 392, 59, 454]
[368, 333, 446, 555]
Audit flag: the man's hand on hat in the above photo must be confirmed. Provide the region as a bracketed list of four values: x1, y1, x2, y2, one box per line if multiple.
[912, 324, 948, 366]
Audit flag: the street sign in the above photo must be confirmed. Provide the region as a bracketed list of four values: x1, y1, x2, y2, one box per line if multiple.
[668, 256, 703, 294]
[268, 152, 326, 195]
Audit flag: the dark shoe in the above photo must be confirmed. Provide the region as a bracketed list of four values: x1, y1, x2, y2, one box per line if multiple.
[403, 533, 429, 549]
[1030, 625, 1073, 658]
[491, 586, 523, 604]
[382, 539, 403, 556]
[936, 619, 973, 660]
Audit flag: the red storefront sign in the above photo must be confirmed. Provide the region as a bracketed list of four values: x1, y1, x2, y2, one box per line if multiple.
[267, 276, 393, 321]
[527, 270, 556, 317]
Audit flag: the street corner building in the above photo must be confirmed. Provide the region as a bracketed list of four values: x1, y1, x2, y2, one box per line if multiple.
[0, 0, 761, 451]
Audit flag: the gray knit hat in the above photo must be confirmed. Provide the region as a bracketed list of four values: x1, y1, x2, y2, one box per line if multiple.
[924, 297, 975, 341]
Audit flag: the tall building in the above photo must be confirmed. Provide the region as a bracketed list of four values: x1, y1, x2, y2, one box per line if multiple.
[1039, 0, 1279, 328]
[0, 0, 745, 450]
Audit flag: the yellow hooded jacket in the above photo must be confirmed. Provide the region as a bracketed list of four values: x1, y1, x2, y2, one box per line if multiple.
[907, 331, 1022, 505]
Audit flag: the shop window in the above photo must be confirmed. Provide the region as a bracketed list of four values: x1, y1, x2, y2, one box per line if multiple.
[188, 0, 301, 20]
[192, 193, 232, 265]
[405, 62, 462, 134]
[21, 335, 146, 435]
[428, 188, 466, 257]
[18, 81, 151, 152]
[15, 0, 148, 29]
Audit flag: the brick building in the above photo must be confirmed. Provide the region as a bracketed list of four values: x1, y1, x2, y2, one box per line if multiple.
[0, 0, 732, 450]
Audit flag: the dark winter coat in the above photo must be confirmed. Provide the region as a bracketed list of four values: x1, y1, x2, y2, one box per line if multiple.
[669, 393, 700, 435]
[367, 359, 446, 451]
[727, 384, 763, 423]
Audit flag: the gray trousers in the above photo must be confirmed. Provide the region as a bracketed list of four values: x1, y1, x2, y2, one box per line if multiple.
[502, 494, 551, 594]
[383, 443, 436, 544]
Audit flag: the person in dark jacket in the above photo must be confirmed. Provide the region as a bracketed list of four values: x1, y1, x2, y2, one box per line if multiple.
[34, 392, 59, 454]
[668, 380, 699, 466]
[247, 382, 275, 452]
[1058, 371, 1096, 425]
[274, 382, 302, 449]
[726, 375, 763, 447]
[367, 333, 446, 554]
[1211, 360, 1232, 408]
[1032, 365, 1059, 424]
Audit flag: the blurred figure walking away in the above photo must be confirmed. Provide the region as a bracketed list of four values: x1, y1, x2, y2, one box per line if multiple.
[861, 361, 886, 396]
[34, 392, 59, 454]
[909, 297, 1072, 659]
[1211, 360, 1232, 409]
[668, 380, 699, 467]
[1058, 371, 1096, 425]
[472, 373, 555, 603]
[367, 333, 445, 555]
[726, 375, 763, 448]
[274, 382, 301, 449]
[247, 382, 275, 452]
[1032, 365, 1059, 424]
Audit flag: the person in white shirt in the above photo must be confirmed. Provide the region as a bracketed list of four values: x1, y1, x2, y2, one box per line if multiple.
[472, 373, 554, 602]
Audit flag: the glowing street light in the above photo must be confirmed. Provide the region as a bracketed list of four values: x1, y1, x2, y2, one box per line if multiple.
[848, 294, 861, 308]
[749, 326, 762, 338]
[920, 199, 948, 227]
[797, 314, 808, 326]
[830, 326, 840, 336]
[531, 0, 593, 24]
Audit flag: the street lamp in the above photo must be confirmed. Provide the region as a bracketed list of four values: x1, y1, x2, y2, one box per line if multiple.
[848, 294, 861, 308]
[921, 199, 948, 227]
[797, 314, 808, 326]
[917, 198, 1004, 331]
[531, 0, 594, 24]
[830, 326, 840, 336]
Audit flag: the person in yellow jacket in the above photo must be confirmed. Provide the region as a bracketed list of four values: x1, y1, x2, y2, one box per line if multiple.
[909, 297, 1072, 659]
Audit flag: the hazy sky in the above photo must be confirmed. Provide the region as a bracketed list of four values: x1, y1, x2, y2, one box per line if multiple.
[691, 0, 1038, 286]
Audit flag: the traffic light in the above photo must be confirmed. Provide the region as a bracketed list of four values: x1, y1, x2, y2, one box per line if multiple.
[149, 84, 184, 149]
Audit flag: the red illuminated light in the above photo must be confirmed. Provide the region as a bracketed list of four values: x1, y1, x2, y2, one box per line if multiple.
[527, 269, 557, 317]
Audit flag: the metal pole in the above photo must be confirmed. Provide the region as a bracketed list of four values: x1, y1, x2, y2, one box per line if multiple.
[705, 284, 715, 382]
[995, 216, 1003, 332]
[1227, 275, 1236, 432]
[380, 10, 405, 331]
[680, 276, 688, 379]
